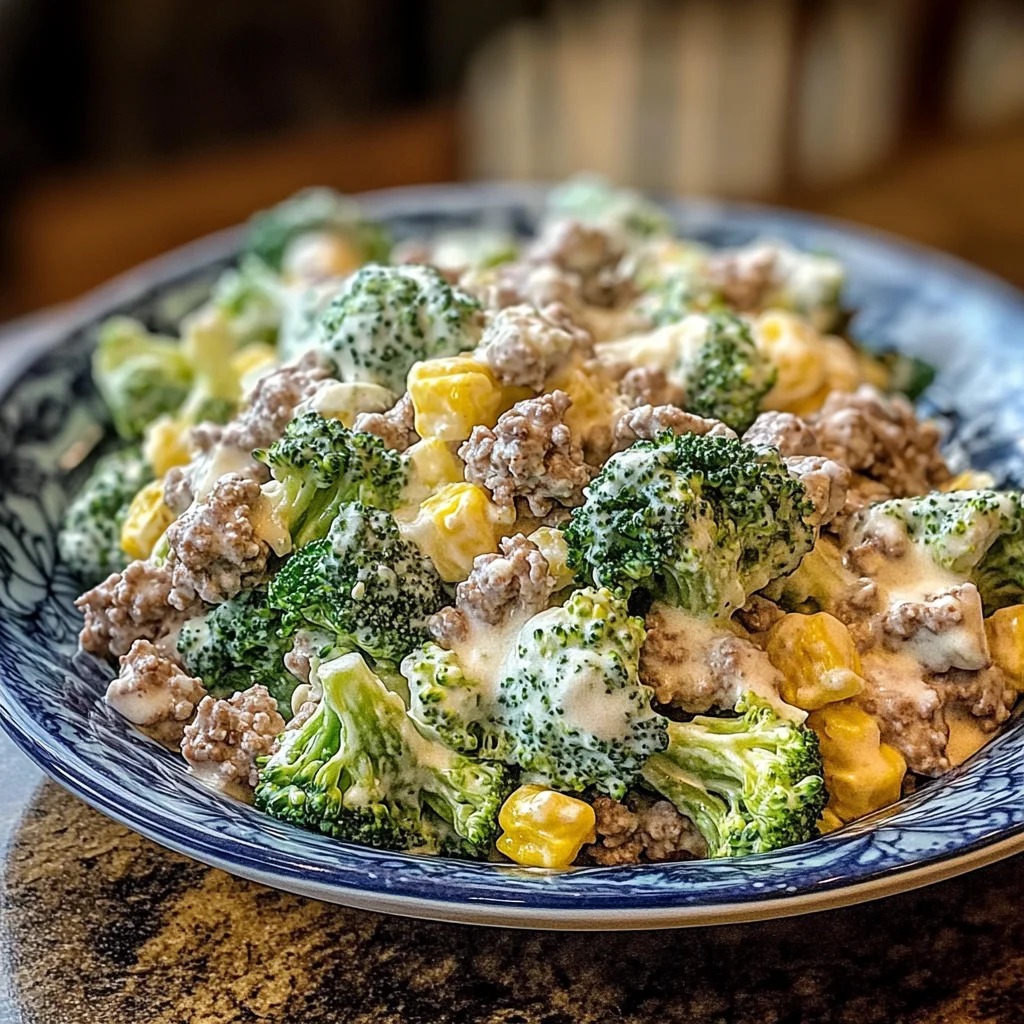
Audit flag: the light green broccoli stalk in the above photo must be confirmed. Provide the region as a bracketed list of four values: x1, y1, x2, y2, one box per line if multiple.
[244, 187, 391, 272]
[177, 587, 320, 717]
[58, 445, 153, 582]
[312, 264, 482, 392]
[852, 490, 1024, 615]
[255, 411, 408, 548]
[255, 651, 513, 857]
[565, 432, 815, 617]
[404, 587, 667, 800]
[641, 694, 827, 858]
[545, 174, 673, 241]
[92, 317, 193, 440]
[267, 502, 446, 663]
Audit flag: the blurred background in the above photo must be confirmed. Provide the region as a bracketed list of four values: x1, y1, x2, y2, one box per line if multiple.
[0, 0, 1022, 319]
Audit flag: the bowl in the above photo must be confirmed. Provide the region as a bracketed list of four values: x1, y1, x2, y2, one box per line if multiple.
[2, 183, 1024, 929]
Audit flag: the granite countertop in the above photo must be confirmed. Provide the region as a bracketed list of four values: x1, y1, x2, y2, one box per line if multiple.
[0, 732, 1022, 1024]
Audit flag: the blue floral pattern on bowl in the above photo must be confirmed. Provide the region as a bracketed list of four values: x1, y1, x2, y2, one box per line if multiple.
[2, 184, 1024, 929]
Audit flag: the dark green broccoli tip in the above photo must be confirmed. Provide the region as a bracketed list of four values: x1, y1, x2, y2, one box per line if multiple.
[875, 350, 937, 402]
[565, 432, 815, 617]
[641, 694, 827, 858]
[686, 313, 776, 432]
[267, 502, 446, 663]
[177, 587, 302, 717]
[314, 263, 481, 393]
[58, 445, 153, 583]
[243, 187, 391, 271]
[93, 317, 193, 440]
[255, 411, 408, 547]
[255, 651, 509, 858]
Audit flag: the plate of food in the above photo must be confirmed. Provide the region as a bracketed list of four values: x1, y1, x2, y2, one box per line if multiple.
[2, 179, 1024, 930]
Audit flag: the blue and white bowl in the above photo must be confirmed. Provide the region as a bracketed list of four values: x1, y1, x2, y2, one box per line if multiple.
[2, 184, 1024, 929]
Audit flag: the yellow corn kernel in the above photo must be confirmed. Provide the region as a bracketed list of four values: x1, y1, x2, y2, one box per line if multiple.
[408, 357, 505, 442]
[282, 231, 363, 284]
[232, 342, 279, 395]
[143, 415, 192, 476]
[121, 480, 176, 560]
[753, 311, 827, 412]
[808, 702, 906, 824]
[943, 469, 997, 492]
[818, 807, 845, 834]
[528, 527, 576, 591]
[986, 605, 1024, 690]
[496, 785, 597, 869]
[766, 613, 865, 711]
[545, 355, 620, 443]
[399, 482, 508, 582]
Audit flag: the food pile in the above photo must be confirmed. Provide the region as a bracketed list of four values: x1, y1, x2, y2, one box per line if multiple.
[61, 178, 1024, 867]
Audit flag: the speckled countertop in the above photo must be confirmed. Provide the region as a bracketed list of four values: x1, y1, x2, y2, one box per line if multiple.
[0, 733, 1022, 1024]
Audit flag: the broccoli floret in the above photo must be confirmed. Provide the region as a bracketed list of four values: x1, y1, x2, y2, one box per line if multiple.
[176, 587, 315, 717]
[268, 502, 446, 663]
[255, 412, 408, 547]
[641, 694, 827, 858]
[685, 313, 776, 431]
[545, 174, 673, 241]
[208, 257, 286, 348]
[244, 187, 391, 271]
[638, 270, 723, 326]
[404, 587, 667, 799]
[855, 491, 1024, 615]
[93, 317, 193, 439]
[58, 445, 153, 582]
[565, 432, 815, 617]
[255, 651, 512, 857]
[312, 264, 482, 392]
[421, 228, 518, 271]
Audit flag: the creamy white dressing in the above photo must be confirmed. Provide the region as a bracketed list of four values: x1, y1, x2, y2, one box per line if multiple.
[451, 617, 524, 705]
[595, 313, 710, 388]
[193, 444, 258, 504]
[650, 604, 804, 722]
[859, 649, 936, 713]
[302, 380, 396, 427]
[104, 678, 176, 726]
[555, 649, 640, 744]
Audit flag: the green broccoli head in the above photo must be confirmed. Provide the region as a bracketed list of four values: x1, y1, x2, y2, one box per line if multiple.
[852, 490, 1024, 614]
[255, 412, 408, 547]
[641, 694, 827, 858]
[404, 587, 667, 800]
[545, 174, 673, 241]
[255, 651, 513, 857]
[565, 432, 815, 617]
[267, 502, 446, 663]
[208, 257, 286, 348]
[58, 445, 153, 582]
[637, 270, 722, 327]
[314, 264, 482, 392]
[244, 187, 391, 271]
[93, 317, 193, 439]
[685, 313, 776, 431]
[176, 587, 317, 717]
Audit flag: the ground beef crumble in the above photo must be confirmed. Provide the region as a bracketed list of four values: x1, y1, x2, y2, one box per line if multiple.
[429, 535, 557, 647]
[613, 405, 736, 451]
[460, 390, 591, 516]
[76, 560, 204, 659]
[476, 303, 593, 391]
[165, 474, 269, 608]
[181, 685, 285, 790]
[105, 639, 207, 735]
[584, 795, 707, 865]
[352, 392, 419, 452]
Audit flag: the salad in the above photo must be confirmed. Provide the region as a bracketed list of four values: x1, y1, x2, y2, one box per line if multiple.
[61, 178, 1024, 869]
